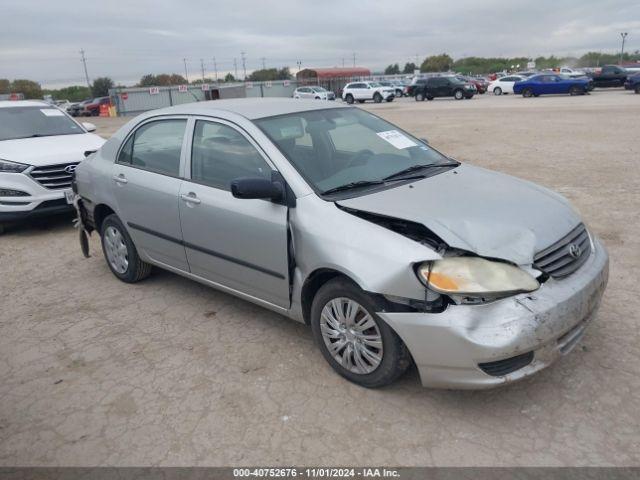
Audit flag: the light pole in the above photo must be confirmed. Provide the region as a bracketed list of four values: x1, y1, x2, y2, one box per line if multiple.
[296, 60, 302, 72]
[620, 32, 628, 64]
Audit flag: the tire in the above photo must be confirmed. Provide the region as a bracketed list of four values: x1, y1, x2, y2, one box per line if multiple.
[386, 97, 394, 102]
[493, 87, 502, 95]
[396, 89, 403, 98]
[415, 91, 424, 101]
[522, 87, 534, 98]
[100, 214, 152, 283]
[635, 85, 640, 94]
[569, 85, 582, 96]
[0, 223, 5, 235]
[454, 89, 464, 100]
[426, 95, 434, 101]
[315, 96, 321, 100]
[373, 92, 383, 103]
[310, 278, 411, 388]
[345, 94, 354, 104]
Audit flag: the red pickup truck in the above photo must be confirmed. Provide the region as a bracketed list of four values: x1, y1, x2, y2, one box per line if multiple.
[81, 96, 111, 116]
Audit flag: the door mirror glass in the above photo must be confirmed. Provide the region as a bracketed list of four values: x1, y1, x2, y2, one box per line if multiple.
[231, 177, 283, 201]
[82, 122, 97, 132]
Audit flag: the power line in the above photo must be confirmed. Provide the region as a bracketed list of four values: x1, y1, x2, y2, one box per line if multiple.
[79, 49, 91, 90]
[260, 57, 266, 70]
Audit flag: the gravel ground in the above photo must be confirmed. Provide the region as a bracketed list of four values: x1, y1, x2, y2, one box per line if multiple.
[1, 90, 639, 467]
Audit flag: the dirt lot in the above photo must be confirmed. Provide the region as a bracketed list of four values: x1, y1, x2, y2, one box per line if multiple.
[1, 91, 639, 467]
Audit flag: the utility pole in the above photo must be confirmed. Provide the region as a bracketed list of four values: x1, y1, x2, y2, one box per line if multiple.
[183, 58, 189, 83]
[200, 59, 205, 81]
[212, 57, 218, 82]
[342, 57, 345, 68]
[296, 60, 302, 72]
[79, 49, 91, 90]
[620, 32, 629, 64]
[233, 58, 238, 79]
[260, 57, 266, 70]
[352, 52, 356, 67]
[241, 51, 247, 80]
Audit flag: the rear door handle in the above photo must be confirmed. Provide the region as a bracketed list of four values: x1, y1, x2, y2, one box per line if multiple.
[180, 193, 201, 205]
[112, 174, 128, 184]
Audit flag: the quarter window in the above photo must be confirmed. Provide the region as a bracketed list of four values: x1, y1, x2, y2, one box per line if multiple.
[191, 120, 271, 190]
[117, 119, 186, 177]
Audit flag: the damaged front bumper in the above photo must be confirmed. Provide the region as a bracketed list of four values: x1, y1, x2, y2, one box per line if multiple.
[378, 236, 609, 389]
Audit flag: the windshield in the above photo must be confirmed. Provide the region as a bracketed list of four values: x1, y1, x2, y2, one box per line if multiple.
[311, 87, 326, 92]
[0, 106, 84, 141]
[255, 108, 452, 196]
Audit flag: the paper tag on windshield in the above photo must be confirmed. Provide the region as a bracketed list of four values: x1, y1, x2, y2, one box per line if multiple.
[376, 130, 417, 149]
[40, 109, 65, 117]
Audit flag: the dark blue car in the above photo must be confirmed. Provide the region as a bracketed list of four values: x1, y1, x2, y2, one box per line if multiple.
[623, 73, 640, 93]
[513, 74, 592, 97]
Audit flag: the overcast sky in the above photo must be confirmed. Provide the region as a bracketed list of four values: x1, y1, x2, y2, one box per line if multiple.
[1, 0, 639, 88]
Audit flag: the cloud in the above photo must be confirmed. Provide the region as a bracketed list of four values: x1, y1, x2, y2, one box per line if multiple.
[1, 0, 638, 87]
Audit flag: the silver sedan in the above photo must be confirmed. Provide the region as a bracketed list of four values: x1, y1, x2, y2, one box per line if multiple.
[73, 99, 608, 389]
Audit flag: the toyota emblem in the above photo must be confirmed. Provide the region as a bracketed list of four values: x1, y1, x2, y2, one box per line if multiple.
[568, 243, 582, 259]
[64, 165, 77, 174]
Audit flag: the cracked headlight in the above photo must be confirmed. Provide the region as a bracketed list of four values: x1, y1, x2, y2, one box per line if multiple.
[0, 159, 29, 173]
[417, 257, 539, 296]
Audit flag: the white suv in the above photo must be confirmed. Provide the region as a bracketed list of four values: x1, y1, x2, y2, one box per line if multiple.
[341, 82, 395, 104]
[0, 100, 105, 232]
[293, 86, 336, 100]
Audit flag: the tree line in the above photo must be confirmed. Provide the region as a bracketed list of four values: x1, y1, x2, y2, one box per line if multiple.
[385, 50, 640, 75]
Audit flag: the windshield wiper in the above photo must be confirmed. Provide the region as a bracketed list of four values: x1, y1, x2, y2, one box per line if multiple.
[382, 162, 459, 181]
[322, 180, 385, 195]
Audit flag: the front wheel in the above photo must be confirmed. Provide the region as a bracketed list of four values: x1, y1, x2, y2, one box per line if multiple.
[453, 89, 464, 100]
[522, 87, 534, 98]
[415, 92, 424, 101]
[569, 85, 582, 96]
[100, 214, 152, 283]
[493, 87, 502, 95]
[373, 92, 383, 103]
[311, 278, 411, 388]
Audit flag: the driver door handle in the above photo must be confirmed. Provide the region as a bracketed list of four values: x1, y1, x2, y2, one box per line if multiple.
[180, 193, 201, 205]
[112, 174, 128, 184]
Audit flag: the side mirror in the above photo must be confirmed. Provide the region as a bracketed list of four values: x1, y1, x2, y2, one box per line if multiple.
[82, 122, 97, 132]
[231, 177, 283, 202]
[420, 137, 429, 145]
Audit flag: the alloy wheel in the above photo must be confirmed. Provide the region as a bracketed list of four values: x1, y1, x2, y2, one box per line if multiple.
[320, 298, 383, 375]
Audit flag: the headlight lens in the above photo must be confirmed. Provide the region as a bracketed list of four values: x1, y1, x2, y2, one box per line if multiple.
[0, 159, 29, 173]
[417, 257, 539, 296]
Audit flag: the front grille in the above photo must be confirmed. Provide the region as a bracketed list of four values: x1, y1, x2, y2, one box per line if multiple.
[534, 223, 591, 279]
[29, 162, 79, 190]
[478, 351, 534, 377]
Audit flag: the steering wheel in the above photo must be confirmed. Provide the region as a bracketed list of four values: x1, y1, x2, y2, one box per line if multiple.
[345, 149, 374, 169]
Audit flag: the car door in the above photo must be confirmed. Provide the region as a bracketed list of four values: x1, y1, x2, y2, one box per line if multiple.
[300, 87, 311, 99]
[179, 118, 290, 308]
[112, 117, 189, 270]
[352, 83, 366, 100]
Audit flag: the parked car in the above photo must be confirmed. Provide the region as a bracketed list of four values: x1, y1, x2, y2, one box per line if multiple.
[623, 73, 640, 93]
[342, 82, 395, 104]
[54, 99, 73, 110]
[293, 86, 335, 100]
[513, 74, 592, 97]
[72, 98, 608, 389]
[378, 81, 405, 98]
[487, 75, 525, 95]
[406, 76, 428, 97]
[81, 96, 111, 116]
[457, 76, 488, 94]
[67, 99, 92, 117]
[558, 67, 587, 78]
[0, 100, 105, 232]
[589, 65, 629, 88]
[413, 76, 476, 101]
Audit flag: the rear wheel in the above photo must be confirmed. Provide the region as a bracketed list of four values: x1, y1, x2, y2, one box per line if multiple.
[311, 278, 411, 388]
[635, 85, 640, 94]
[386, 96, 394, 102]
[373, 92, 383, 103]
[454, 89, 464, 100]
[415, 91, 424, 101]
[345, 94, 354, 104]
[522, 87, 534, 98]
[493, 87, 502, 95]
[100, 214, 152, 283]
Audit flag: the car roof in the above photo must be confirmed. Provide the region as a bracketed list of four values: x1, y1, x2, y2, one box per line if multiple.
[0, 100, 51, 109]
[146, 98, 348, 120]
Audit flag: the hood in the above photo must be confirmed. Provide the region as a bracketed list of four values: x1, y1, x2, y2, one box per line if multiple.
[336, 164, 581, 265]
[0, 133, 105, 167]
